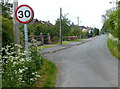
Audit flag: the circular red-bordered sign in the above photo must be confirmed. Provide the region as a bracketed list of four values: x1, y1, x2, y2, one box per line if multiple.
[15, 5, 34, 24]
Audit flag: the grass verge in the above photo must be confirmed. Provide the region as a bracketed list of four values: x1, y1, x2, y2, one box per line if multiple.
[53, 39, 83, 45]
[37, 45, 54, 50]
[33, 58, 58, 87]
[37, 39, 83, 50]
[107, 38, 120, 60]
[70, 39, 83, 42]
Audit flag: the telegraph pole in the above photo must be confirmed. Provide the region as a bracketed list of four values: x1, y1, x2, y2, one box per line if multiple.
[13, 0, 20, 45]
[60, 8, 62, 45]
[77, 17, 79, 26]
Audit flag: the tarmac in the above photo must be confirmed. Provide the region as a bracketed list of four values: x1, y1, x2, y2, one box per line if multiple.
[41, 36, 99, 55]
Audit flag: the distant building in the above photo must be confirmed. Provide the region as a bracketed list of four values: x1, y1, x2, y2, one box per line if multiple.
[30, 19, 54, 27]
[80, 26, 94, 33]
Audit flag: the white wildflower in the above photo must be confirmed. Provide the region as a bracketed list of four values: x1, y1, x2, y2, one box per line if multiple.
[25, 67, 28, 70]
[15, 44, 22, 48]
[21, 81, 25, 83]
[13, 61, 17, 65]
[15, 56, 19, 60]
[19, 69, 23, 73]
[36, 75, 41, 78]
[3, 56, 8, 59]
[20, 58, 25, 62]
[34, 78, 37, 80]
[14, 70, 17, 74]
[1, 47, 5, 51]
[30, 78, 34, 81]
[32, 73, 35, 75]
[19, 78, 22, 80]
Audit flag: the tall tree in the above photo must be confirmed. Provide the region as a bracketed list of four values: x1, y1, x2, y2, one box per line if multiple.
[54, 16, 71, 37]
[102, 1, 119, 39]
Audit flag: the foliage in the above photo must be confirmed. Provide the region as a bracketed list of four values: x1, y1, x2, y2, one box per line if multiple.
[82, 31, 89, 39]
[2, 16, 14, 46]
[52, 36, 59, 43]
[54, 16, 71, 36]
[34, 24, 55, 37]
[2, 44, 42, 87]
[0, 0, 13, 19]
[26, 23, 56, 41]
[89, 30, 93, 37]
[102, 2, 119, 39]
[108, 34, 120, 60]
[29, 47, 42, 70]
[93, 28, 99, 36]
[33, 59, 57, 87]
[69, 26, 82, 37]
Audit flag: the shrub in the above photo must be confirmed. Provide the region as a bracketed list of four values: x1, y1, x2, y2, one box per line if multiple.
[2, 16, 14, 47]
[2, 44, 42, 87]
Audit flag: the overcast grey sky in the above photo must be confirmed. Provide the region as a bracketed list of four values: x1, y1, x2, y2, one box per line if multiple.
[17, 0, 116, 29]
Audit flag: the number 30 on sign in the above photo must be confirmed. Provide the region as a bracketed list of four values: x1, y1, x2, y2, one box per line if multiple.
[15, 5, 34, 24]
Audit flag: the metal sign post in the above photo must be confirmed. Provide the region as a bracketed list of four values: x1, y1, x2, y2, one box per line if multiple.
[15, 5, 34, 58]
[24, 24, 29, 57]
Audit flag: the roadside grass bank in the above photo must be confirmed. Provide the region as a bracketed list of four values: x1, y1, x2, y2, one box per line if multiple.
[33, 58, 58, 87]
[37, 39, 83, 50]
[107, 37, 120, 60]
[37, 45, 54, 50]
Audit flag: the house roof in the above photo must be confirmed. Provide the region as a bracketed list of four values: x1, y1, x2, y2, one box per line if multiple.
[30, 19, 54, 27]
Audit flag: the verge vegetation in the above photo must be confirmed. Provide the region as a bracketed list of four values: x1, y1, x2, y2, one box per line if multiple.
[33, 59, 57, 87]
[107, 34, 120, 60]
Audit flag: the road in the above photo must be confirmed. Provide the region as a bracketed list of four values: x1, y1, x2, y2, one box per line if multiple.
[46, 35, 118, 87]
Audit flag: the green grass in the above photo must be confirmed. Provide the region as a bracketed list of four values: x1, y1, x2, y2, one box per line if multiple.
[62, 41, 72, 45]
[107, 38, 120, 60]
[70, 39, 82, 42]
[37, 45, 54, 50]
[52, 41, 72, 45]
[37, 39, 83, 49]
[33, 59, 57, 87]
[53, 39, 83, 45]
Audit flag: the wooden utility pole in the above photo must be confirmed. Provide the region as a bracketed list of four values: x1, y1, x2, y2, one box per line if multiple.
[60, 8, 62, 45]
[13, 0, 20, 45]
[77, 17, 79, 26]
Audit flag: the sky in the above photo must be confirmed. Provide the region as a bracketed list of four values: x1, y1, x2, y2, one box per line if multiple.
[15, 0, 116, 29]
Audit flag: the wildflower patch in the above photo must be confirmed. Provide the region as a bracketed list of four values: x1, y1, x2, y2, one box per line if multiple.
[2, 44, 42, 87]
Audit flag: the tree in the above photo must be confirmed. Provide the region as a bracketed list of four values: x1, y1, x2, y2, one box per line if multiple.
[102, 2, 119, 39]
[93, 28, 99, 36]
[54, 16, 71, 37]
[89, 30, 93, 37]
[82, 31, 89, 39]
[69, 25, 82, 37]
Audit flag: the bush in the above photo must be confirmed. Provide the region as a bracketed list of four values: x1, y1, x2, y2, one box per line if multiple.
[2, 16, 14, 47]
[52, 36, 59, 43]
[2, 44, 42, 87]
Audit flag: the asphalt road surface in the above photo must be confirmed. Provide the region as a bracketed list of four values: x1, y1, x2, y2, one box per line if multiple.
[46, 35, 118, 87]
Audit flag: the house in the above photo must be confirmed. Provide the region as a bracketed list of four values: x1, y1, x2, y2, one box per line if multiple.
[80, 26, 94, 33]
[30, 19, 54, 27]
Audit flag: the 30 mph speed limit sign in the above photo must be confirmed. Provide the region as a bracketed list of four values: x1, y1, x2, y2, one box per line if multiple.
[15, 5, 34, 24]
